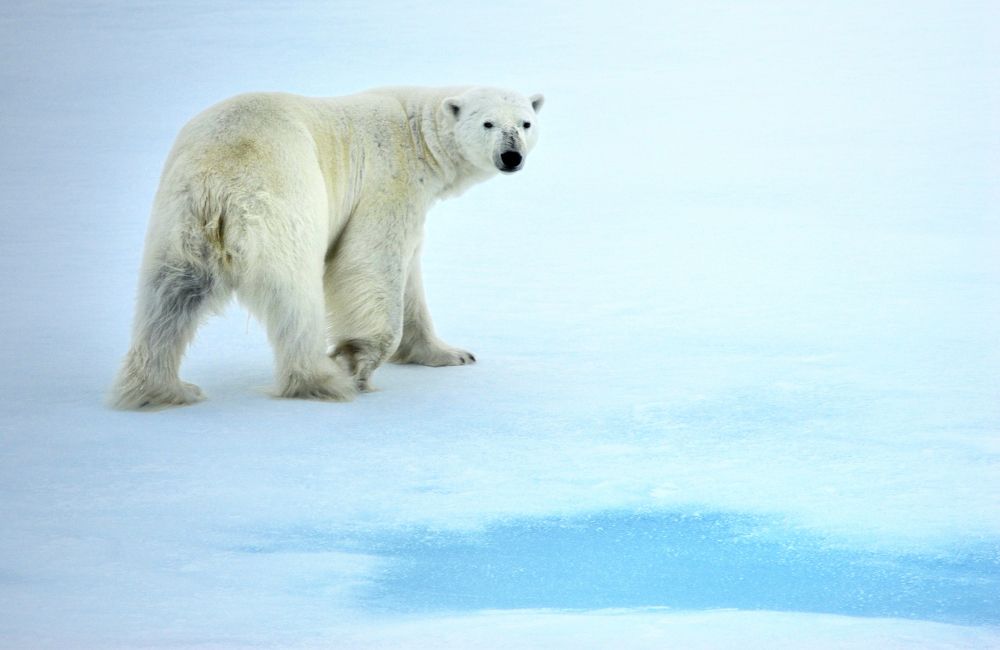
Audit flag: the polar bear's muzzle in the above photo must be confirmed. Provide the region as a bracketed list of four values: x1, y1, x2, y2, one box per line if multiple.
[492, 127, 528, 173]
[498, 150, 523, 172]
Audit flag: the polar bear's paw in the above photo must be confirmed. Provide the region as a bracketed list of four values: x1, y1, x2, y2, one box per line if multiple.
[392, 341, 476, 367]
[276, 365, 357, 402]
[331, 340, 385, 393]
[108, 379, 207, 411]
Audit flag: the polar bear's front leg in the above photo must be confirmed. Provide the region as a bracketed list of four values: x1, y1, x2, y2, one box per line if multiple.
[325, 224, 409, 392]
[390, 244, 476, 368]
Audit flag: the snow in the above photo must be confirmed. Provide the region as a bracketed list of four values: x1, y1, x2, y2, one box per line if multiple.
[1, 0, 998, 647]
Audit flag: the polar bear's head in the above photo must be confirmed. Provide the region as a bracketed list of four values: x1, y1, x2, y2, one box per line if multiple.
[441, 87, 544, 175]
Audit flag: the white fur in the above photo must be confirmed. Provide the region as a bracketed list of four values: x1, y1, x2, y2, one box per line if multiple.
[109, 85, 544, 410]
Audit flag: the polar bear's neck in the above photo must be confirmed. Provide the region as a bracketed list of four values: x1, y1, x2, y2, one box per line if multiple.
[364, 86, 497, 202]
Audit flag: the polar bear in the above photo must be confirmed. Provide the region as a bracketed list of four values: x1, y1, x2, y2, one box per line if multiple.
[109, 85, 544, 410]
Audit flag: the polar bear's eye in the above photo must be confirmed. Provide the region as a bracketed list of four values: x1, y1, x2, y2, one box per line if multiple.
[483, 122, 493, 129]
[523, 122, 531, 129]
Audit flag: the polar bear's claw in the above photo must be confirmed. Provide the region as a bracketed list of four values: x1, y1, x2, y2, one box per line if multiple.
[393, 341, 476, 367]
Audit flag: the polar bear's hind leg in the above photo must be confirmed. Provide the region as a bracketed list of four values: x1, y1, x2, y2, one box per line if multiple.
[109, 257, 228, 410]
[230, 196, 357, 403]
[237, 260, 357, 403]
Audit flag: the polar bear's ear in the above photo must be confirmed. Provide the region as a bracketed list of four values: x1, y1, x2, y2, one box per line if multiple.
[443, 98, 463, 119]
[530, 93, 545, 114]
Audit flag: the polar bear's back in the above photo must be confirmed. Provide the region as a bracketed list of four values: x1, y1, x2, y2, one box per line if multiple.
[163, 93, 320, 188]
[159, 87, 476, 200]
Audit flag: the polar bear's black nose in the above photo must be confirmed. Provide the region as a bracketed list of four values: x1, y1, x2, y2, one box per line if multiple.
[500, 151, 522, 169]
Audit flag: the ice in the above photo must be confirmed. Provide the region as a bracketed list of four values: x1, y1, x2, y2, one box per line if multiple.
[1, 0, 998, 647]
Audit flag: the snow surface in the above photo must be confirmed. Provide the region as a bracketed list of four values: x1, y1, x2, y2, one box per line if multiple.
[1, 0, 998, 647]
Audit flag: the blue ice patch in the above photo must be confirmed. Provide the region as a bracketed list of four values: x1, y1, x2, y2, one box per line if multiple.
[236, 511, 1000, 625]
